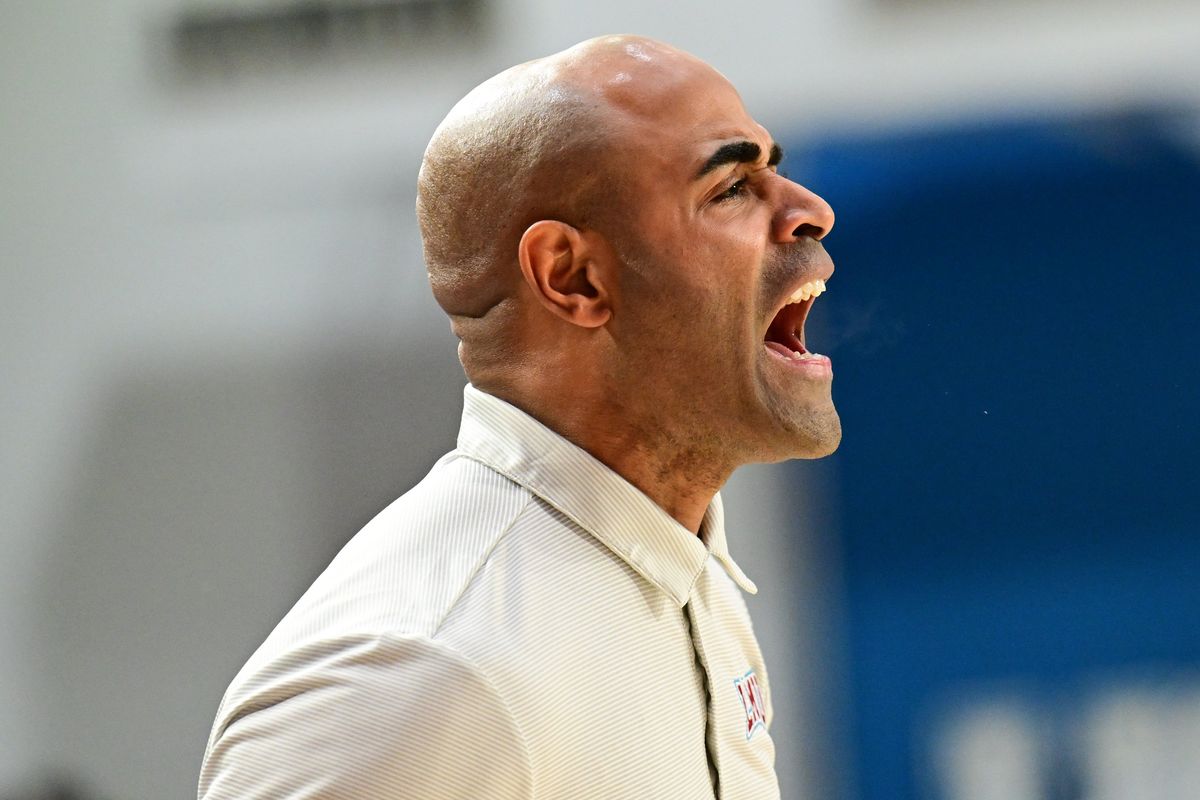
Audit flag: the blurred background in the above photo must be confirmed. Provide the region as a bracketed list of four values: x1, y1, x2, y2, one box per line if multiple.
[2, 1, 1198, 798]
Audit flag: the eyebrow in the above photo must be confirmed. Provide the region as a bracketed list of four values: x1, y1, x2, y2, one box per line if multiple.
[695, 140, 783, 180]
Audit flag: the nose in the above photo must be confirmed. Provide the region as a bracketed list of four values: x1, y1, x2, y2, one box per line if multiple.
[771, 176, 835, 243]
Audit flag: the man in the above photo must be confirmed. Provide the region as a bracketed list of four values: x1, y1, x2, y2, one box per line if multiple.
[199, 34, 837, 799]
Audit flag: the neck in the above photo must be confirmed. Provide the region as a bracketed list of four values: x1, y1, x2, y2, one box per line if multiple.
[487, 379, 733, 535]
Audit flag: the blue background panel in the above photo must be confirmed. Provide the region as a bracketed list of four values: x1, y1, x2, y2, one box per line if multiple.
[789, 110, 1200, 800]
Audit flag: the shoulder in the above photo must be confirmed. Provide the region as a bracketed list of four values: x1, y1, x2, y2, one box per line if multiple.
[200, 455, 550, 798]
[200, 633, 533, 799]
[271, 452, 537, 644]
[211, 452, 539, 740]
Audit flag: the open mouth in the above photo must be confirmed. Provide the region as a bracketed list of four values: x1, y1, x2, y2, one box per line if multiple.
[764, 278, 826, 360]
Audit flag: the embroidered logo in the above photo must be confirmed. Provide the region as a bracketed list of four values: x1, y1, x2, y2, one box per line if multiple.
[733, 668, 767, 740]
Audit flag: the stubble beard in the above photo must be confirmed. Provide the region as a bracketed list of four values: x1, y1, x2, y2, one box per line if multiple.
[610, 229, 842, 475]
[750, 244, 842, 461]
[758, 377, 842, 461]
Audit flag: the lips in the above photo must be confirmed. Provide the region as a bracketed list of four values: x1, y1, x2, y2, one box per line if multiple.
[764, 278, 828, 358]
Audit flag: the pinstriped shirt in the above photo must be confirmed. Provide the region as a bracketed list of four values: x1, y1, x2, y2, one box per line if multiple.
[199, 385, 780, 799]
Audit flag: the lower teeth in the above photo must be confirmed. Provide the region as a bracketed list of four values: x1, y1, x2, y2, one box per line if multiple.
[791, 351, 822, 360]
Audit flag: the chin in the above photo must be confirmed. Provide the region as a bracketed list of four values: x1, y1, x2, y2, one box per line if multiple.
[776, 406, 842, 461]
[794, 431, 841, 459]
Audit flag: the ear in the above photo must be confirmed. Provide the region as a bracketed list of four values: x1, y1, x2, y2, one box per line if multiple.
[517, 220, 613, 329]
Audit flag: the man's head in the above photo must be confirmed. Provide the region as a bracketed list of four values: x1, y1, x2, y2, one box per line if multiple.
[418, 35, 839, 479]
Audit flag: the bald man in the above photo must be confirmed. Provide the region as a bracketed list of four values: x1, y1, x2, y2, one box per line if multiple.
[199, 35, 837, 800]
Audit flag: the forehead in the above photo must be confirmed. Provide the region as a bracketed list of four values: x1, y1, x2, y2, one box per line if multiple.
[597, 61, 770, 176]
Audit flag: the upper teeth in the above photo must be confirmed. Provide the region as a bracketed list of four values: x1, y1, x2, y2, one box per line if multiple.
[787, 279, 827, 304]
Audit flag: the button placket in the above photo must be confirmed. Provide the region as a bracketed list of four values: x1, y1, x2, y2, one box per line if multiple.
[685, 558, 780, 800]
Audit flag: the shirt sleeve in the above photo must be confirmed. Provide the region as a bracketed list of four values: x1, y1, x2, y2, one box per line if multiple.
[199, 633, 533, 800]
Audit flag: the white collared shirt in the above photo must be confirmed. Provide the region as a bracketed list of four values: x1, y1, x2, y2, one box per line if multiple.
[199, 385, 780, 799]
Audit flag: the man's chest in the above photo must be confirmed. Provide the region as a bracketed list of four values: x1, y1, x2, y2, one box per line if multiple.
[447, 551, 779, 799]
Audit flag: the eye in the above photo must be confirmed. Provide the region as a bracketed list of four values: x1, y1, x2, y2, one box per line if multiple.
[714, 178, 748, 203]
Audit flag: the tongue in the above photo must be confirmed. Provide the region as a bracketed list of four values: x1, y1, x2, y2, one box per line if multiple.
[766, 302, 807, 354]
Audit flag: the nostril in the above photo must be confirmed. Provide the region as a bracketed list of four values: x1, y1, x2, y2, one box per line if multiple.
[792, 222, 823, 240]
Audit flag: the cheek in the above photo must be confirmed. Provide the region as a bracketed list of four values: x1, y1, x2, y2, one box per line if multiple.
[618, 217, 765, 341]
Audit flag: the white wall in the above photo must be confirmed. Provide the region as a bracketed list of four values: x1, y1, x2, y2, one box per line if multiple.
[2, 0, 1197, 796]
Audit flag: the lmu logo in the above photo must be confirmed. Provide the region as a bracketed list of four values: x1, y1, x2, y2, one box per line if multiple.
[733, 668, 767, 740]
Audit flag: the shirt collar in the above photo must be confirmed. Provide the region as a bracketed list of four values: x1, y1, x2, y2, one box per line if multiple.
[456, 384, 758, 605]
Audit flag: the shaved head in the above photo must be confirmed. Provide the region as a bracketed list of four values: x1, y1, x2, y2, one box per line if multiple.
[418, 69, 603, 319]
[416, 35, 712, 382]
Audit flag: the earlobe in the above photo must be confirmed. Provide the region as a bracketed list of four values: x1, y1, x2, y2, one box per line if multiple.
[517, 220, 612, 328]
